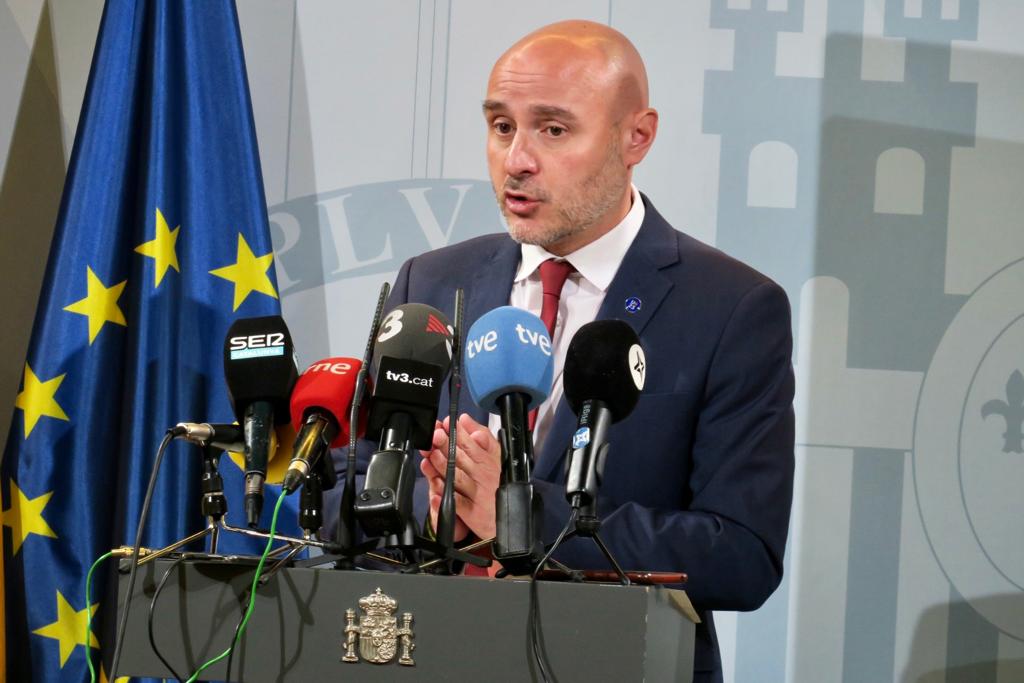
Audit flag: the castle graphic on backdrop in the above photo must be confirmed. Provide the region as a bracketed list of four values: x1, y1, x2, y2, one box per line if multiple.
[705, 0, 977, 376]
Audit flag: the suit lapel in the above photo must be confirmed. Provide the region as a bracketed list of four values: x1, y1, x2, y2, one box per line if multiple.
[452, 237, 520, 424]
[533, 196, 680, 481]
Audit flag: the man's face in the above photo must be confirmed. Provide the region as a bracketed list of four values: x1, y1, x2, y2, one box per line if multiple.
[484, 45, 631, 252]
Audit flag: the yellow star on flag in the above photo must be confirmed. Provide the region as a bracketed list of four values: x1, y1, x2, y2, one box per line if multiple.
[62, 266, 127, 343]
[32, 591, 98, 668]
[226, 421, 294, 485]
[100, 666, 129, 683]
[135, 207, 180, 287]
[2, 480, 57, 554]
[14, 364, 69, 438]
[209, 233, 278, 311]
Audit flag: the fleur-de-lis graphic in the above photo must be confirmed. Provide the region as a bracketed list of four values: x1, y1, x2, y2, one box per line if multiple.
[981, 369, 1024, 454]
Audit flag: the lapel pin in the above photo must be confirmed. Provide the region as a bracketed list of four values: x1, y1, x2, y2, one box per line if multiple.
[625, 296, 642, 314]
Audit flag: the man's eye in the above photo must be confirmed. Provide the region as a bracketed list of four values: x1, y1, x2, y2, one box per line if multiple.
[494, 122, 513, 135]
[546, 126, 566, 137]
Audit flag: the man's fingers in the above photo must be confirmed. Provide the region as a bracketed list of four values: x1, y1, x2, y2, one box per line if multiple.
[423, 448, 479, 499]
[420, 455, 443, 481]
[458, 412, 488, 434]
[434, 489, 474, 515]
[432, 426, 449, 452]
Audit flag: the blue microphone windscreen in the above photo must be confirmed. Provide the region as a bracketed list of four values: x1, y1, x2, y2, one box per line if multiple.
[464, 306, 554, 413]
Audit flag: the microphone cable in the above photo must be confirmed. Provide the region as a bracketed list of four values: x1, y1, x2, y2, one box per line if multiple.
[184, 488, 288, 683]
[528, 506, 578, 683]
[84, 549, 115, 683]
[109, 426, 183, 679]
[146, 554, 188, 681]
[223, 582, 252, 683]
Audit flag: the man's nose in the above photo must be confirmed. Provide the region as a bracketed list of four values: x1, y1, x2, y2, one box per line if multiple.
[504, 132, 538, 177]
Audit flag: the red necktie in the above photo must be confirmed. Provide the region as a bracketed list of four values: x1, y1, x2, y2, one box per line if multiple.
[529, 259, 575, 430]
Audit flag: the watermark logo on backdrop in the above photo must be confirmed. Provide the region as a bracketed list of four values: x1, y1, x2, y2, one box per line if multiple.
[267, 180, 501, 296]
[914, 258, 1024, 640]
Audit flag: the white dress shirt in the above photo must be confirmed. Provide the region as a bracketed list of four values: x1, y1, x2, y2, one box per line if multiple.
[488, 185, 646, 454]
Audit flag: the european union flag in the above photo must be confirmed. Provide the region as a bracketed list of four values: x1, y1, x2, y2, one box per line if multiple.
[1, 1, 298, 679]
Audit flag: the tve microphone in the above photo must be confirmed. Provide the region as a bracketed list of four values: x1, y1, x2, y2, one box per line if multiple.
[283, 357, 366, 494]
[224, 315, 299, 527]
[464, 306, 553, 573]
[356, 303, 453, 538]
[563, 320, 646, 512]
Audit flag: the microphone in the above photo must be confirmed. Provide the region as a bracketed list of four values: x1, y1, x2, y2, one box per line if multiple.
[464, 306, 553, 573]
[356, 303, 453, 538]
[563, 320, 646, 513]
[223, 315, 299, 527]
[283, 358, 366, 494]
[176, 422, 244, 451]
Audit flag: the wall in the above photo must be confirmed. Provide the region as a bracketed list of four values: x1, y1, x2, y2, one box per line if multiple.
[2, 1, 1022, 680]
[0, 0, 102, 450]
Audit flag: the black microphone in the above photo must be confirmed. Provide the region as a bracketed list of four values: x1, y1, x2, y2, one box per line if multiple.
[223, 315, 298, 527]
[356, 303, 452, 538]
[563, 320, 646, 514]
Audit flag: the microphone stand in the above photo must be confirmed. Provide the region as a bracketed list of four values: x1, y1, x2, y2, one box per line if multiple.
[129, 425, 400, 575]
[535, 400, 630, 585]
[360, 413, 420, 561]
[433, 288, 464, 573]
[417, 289, 492, 574]
[492, 392, 545, 576]
[259, 453, 337, 583]
[338, 282, 390, 568]
[200, 444, 226, 554]
[558, 494, 630, 586]
[137, 443, 230, 565]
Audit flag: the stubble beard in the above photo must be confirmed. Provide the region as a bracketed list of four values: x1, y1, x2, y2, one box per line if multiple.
[497, 136, 629, 249]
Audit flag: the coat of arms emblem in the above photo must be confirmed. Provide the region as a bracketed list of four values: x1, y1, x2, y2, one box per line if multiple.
[342, 587, 415, 666]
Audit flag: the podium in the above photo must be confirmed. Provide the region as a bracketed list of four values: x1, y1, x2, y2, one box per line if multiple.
[115, 557, 698, 682]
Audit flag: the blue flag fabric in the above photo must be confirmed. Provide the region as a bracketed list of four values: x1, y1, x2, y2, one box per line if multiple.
[1, 1, 300, 679]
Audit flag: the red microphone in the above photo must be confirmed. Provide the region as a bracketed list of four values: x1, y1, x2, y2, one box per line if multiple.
[283, 357, 368, 494]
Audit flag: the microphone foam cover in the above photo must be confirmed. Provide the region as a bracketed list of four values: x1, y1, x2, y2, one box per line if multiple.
[564, 320, 646, 422]
[464, 306, 554, 413]
[289, 357, 367, 447]
[223, 315, 298, 423]
[372, 303, 453, 373]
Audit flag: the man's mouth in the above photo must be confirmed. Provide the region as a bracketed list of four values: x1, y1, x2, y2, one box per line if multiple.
[504, 190, 540, 215]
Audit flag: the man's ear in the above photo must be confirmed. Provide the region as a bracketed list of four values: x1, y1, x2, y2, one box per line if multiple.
[624, 108, 658, 168]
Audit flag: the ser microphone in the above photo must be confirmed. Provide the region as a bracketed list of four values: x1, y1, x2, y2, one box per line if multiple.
[464, 306, 553, 573]
[563, 320, 646, 513]
[356, 303, 453, 538]
[283, 357, 366, 494]
[224, 315, 299, 527]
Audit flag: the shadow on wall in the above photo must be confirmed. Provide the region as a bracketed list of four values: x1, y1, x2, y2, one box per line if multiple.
[903, 593, 1024, 683]
[267, 9, 505, 363]
[706, 3, 1023, 678]
[266, 13, 333, 366]
[0, 3, 67, 454]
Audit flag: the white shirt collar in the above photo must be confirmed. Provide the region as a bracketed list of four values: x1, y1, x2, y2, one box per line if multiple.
[514, 185, 645, 291]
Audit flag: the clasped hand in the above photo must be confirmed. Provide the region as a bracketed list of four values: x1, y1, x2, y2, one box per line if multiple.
[419, 413, 502, 542]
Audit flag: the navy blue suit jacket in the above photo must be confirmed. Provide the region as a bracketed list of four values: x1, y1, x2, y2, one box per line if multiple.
[336, 196, 794, 680]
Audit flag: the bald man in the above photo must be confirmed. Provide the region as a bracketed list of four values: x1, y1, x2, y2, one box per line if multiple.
[377, 21, 793, 682]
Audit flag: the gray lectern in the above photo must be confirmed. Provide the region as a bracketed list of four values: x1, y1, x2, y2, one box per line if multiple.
[115, 558, 698, 682]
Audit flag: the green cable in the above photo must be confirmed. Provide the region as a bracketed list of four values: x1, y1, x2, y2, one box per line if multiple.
[85, 550, 115, 683]
[185, 489, 288, 683]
